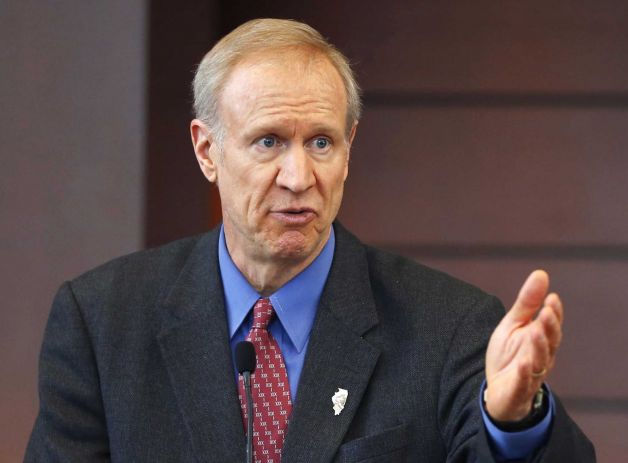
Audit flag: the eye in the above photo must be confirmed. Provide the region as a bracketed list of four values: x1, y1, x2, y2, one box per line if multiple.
[258, 136, 277, 148]
[315, 138, 328, 149]
[309, 137, 332, 153]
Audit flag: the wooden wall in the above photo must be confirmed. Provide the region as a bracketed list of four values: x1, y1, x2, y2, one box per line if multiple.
[145, 0, 220, 246]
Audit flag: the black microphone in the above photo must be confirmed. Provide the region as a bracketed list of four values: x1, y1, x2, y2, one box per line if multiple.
[235, 341, 256, 463]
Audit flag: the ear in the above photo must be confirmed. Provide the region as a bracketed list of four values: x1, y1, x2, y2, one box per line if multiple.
[343, 120, 358, 180]
[190, 119, 219, 183]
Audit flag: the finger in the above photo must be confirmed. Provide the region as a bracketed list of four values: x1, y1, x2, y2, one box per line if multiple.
[544, 292, 564, 325]
[532, 320, 550, 370]
[525, 321, 551, 381]
[538, 304, 562, 356]
[507, 270, 550, 325]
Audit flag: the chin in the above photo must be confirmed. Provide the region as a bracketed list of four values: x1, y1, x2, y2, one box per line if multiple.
[271, 230, 320, 261]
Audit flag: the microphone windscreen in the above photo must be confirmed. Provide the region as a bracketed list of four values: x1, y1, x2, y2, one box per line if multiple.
[235, 341, 256, 374]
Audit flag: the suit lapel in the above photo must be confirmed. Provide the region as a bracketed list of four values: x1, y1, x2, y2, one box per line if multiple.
[156, 230, 245, 463]
[281, 224, 381, 462]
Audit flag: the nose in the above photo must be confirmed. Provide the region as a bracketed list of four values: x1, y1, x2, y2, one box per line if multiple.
[276, 146, 315, 193]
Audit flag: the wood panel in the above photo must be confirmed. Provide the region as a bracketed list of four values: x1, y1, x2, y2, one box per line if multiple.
[145, 0, 221, 246]
[351, 0, 628, 93]
[220, 0, 628, 93]
[340, 107, 628, 244]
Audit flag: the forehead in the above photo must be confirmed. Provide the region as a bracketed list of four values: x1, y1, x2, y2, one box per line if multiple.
[219, 48, 348, 126]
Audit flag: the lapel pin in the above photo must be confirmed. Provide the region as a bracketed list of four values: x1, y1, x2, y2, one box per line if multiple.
[332, 388, 348, 415]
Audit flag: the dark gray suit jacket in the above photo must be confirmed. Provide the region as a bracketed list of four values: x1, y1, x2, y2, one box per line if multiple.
[26, 224, 594, 462]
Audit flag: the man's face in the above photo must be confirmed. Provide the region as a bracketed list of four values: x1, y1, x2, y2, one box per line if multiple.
[197, 49, 355, 267]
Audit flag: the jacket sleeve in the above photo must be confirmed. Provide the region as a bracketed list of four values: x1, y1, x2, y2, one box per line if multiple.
[438, 294, 595, 463]
[25, 282, 111, 462]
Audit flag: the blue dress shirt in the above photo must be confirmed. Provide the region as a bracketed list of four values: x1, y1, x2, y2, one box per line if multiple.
[218, 225, 552, 460]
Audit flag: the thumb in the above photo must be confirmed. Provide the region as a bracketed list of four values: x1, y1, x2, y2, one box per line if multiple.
[507, 270, 549, 324]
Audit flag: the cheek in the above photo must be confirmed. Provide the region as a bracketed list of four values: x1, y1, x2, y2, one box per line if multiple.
[236, 171, 278, 219]
[320, 167, 347, 206]
[216, 173, 249, 220]
[218, 158, 263, 197]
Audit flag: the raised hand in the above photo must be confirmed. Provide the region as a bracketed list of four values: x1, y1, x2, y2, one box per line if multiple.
[484, 270, 564, 421]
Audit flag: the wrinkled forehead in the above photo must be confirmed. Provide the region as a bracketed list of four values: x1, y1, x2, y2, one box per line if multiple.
[220, 47, 347, 110]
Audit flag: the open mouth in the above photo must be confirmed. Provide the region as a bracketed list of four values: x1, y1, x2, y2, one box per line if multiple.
[276, 207, 314, 215]
[271, 208, 316, 224]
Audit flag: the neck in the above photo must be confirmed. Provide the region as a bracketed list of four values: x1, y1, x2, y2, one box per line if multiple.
[231, 257, 314, 296]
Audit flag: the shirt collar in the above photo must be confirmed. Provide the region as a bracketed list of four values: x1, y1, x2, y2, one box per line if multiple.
[218, 226, 335, 353]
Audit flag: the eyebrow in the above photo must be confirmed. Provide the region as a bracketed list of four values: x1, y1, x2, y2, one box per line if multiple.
[307, 123, 342, 136]
[242, 122, 343, 141]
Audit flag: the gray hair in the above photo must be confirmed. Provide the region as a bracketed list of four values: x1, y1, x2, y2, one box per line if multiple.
[192, 18, 362, 143]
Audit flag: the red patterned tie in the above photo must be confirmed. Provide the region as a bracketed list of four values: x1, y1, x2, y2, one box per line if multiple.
[238, 298, 293, 463]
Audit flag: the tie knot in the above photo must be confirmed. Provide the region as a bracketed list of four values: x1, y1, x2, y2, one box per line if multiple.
[251, 298, 275, 330]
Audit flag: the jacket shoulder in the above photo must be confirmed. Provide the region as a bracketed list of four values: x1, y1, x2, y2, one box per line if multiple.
[64, 232, 216, 322]
[364, 244, 483, 295]
[73, 234, 204, 288]
[362, 244, 504, 321]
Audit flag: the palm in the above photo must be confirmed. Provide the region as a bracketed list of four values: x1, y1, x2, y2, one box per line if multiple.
[484, 270, 563, 421]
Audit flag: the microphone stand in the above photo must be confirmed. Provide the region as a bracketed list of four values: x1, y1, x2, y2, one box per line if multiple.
[236, 340, 256, 463]
[243, 370, 253, 463]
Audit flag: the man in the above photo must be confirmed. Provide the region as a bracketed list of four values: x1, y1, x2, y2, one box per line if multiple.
[26, 19, 594, 462]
